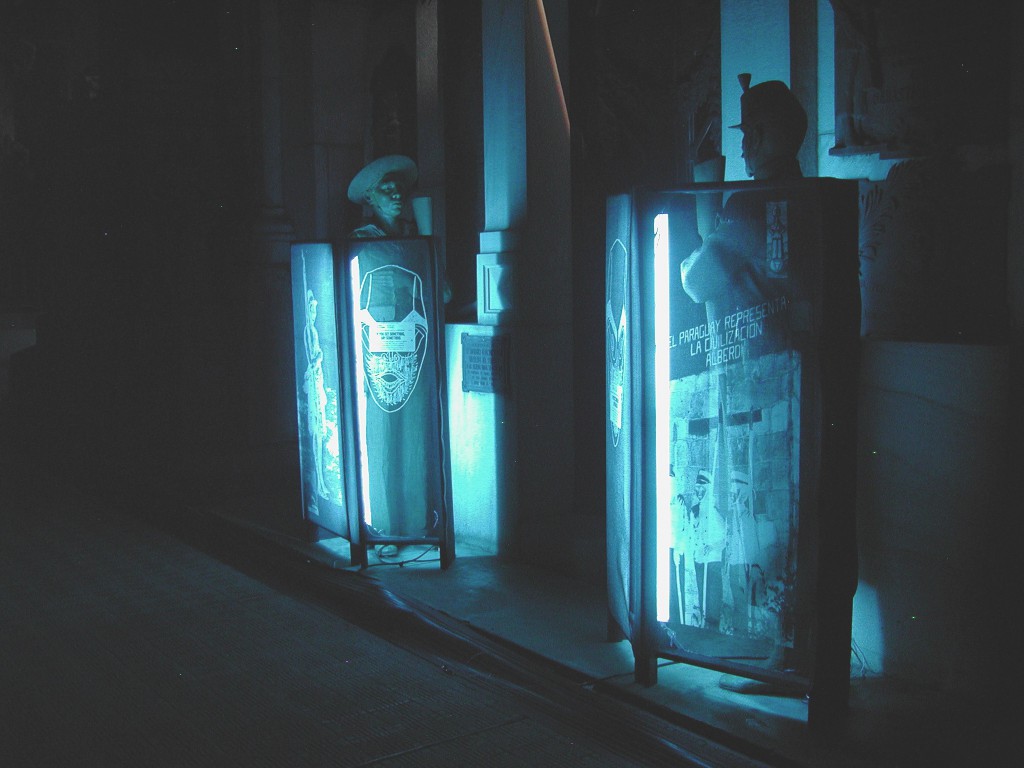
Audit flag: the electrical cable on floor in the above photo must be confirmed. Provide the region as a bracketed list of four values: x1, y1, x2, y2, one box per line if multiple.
[365, 544, 439, 568]
[851, 637, 873, 678]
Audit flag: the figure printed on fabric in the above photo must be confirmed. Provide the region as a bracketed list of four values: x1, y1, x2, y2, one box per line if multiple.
[606, 238, 628, 448]
[292, 247, 346, 529]
[303, 285, 330, 499]
[687, 469, 726, 632]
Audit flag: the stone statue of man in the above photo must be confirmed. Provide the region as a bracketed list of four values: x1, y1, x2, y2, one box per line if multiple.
[680, 74, 808, 344]
[347, 154, 419, 238]
[730, 74, 807, 182]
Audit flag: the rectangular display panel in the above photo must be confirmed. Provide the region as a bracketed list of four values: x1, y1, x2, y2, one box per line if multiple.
[346, 237, 450, 547]
[605, 193, 639, 644]
[609, 179, 859, 714]
[290, 243, 350, 537]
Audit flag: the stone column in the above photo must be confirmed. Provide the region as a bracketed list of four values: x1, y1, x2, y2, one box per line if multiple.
[473, 0, 574, 561]
[789, 0, 818, 177]
[476, 0, 528, 328]
[416, 0, 446, 253]
[443, 0, 529, 557]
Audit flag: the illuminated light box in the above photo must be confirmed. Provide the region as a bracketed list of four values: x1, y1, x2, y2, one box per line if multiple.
[291, 243, 357, 541]
[606, 179, 859, 732]
[290, 238, 454, 569]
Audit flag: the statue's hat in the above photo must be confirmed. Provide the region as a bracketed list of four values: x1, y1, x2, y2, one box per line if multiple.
[729, 74, 806, 140]
[347, 155, 418, 204]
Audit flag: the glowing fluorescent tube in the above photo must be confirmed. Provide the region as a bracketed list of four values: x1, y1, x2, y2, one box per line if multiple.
[654, 213, 671, 624]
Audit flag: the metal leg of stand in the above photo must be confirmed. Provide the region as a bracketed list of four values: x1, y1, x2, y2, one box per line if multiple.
[352, 542, 369, 569]
[439, 540, 455, 570]
[807, 596, 852, 739]
[634, 650, 658, 687]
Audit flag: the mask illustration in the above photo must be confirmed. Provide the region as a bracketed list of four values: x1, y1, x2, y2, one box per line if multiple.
[357, 264, 429, 412]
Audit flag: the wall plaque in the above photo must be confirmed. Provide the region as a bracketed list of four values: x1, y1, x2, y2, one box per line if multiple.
[462, 333, 510, 394]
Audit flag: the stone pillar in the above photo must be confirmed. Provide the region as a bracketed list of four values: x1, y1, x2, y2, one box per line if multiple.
[482, 0, 528, 237]
[477, 0, 528, 328]
[443, 0, 531, 557]
[466, 0, 574, 561]
[789, 0, 818, 177]
[416, 0, 446, 256]
[1012, 2, 1024, 349]
[519, 0, 574, 558]
[248, 0, 296, 446]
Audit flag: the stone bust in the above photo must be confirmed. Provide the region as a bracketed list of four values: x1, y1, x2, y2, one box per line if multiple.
[680, 75, 807, 346]
[347, 154, 419, 238]
[730, 73, 807, 181]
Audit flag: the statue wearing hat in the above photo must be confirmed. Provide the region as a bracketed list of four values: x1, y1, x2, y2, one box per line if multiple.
[345, 154, 422, 546]
[680, 74, 808, 355]
[347, 154, 452, 304]
[347, 154, 419, 239]
[344, 154, 451, 548]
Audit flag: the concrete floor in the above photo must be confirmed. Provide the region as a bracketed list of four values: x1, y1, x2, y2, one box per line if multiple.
[209, 482, 1011, 768]
[360, 549, 976, 768]
[1, 441, 766, 768]
[0, 430, 1010, 768]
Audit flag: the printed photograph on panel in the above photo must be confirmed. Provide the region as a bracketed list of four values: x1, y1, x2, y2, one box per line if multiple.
[661, 191, 802, 670]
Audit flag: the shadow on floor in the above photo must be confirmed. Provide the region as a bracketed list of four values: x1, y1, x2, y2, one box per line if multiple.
[207, 486, 1007, 768]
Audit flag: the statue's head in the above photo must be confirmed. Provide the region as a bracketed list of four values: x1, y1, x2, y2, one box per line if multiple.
[730, 75, 806, 180]
[347, 154, 418, 227]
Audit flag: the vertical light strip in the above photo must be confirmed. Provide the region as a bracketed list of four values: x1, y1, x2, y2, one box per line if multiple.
[350, 258, 373, 526]
[653, 213, 671, 623]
